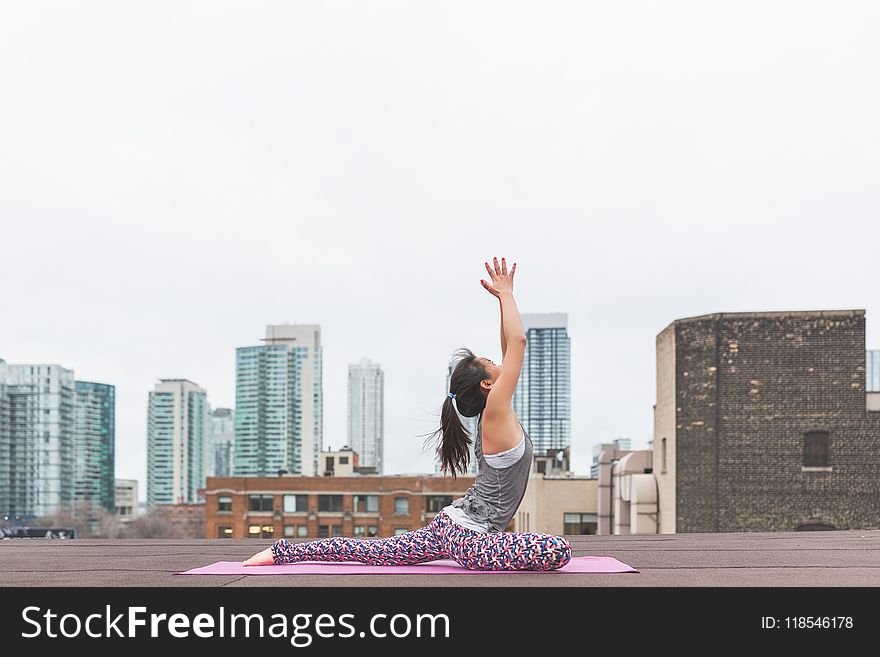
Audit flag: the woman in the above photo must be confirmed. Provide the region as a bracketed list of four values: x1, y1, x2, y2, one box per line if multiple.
[243, 257, 572, 570]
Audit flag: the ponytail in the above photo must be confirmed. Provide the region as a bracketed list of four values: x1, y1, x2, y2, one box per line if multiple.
[420, 347, 489, 478]
[436, 396, 474, 477]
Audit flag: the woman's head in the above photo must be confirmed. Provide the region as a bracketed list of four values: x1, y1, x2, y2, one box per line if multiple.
[422, 347, 499, 477]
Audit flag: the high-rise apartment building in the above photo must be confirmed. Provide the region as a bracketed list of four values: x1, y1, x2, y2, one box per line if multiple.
[207, 407, 235, 477]
[234, 324, 323, 477]
[146, 379, 208, 505]
[515, 313, 571, 456]
[347, 358, 384, 474]
[73, 381, 115, 512]
[0, 360, 76, 518]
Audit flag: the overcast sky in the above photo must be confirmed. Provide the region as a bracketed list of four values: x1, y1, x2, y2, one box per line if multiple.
[2, 2, 879, 498]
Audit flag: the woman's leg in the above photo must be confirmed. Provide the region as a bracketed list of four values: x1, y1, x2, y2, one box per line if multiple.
[271, 517, 448, 566]
[433, 511, 572, 571]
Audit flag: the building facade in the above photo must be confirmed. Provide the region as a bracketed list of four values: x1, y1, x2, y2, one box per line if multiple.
[73, 381, 115, 512]
[515, 313, 571, 456]
[320, 446, 361, 477]
[204, 475, 475, 539]
[0, 360, 76, 518]
[207, 407, 235, 478]
[146, 379, 208, 505]
[234, 324, 323, 477]
[347, 358, 383, 474]
[115, 478, 139, 522]
[517, 474, 598, 535]
[160, 500, 206, 539]
[654, 310, 880, 533]
[590, 439, 631, 478]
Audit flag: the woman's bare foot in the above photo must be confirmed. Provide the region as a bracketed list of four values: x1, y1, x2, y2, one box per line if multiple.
[242, 546, 275, 566]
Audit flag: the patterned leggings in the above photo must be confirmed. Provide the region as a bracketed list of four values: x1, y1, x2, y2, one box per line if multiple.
[270, 510, 572, 571]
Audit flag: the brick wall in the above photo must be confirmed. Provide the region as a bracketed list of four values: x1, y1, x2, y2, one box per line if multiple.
[204, 475, 475, 539]
[671, 310, 880, 532]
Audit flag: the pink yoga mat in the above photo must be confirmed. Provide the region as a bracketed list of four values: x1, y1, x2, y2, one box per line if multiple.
[177, 556, 638, 576]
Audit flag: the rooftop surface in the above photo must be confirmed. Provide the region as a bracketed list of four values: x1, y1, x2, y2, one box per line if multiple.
[3, 529, 879, 587]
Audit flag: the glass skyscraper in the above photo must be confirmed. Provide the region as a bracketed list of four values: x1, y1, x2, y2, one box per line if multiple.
[207, 407, 235, 478]
[347, 358, 384, 474]
[868, 350, 880, 392]
[514, 313, 571, 456]
[73, 381, 116, 512]
[146, 379, 207, 505]
[234, 324, 323, 477]
[0, 360, 76, 518]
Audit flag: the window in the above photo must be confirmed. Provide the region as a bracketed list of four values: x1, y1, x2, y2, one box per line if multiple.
[367, 525, 378, 537]
[563, 513, 597, 535]
[317, 495, 343, 512]
[284, 525, 296, 537]
[339, 456, 349, 465]
[324, 456, 335, 475]
[218, 496, 232, 512]
[283, 494, 308, 513]
[426, 496, 453, 512]
[331, 525, 343, 537]
[248, 495, 273, 512]
[661, 438, 667, 473]
[248, 525, 273, 538]
[318, 525, 329, 538]
[394, 497, 409, 514]
[796, 523, 836, 531]
[354, 525, 366, 536]
[297, 526, 308, 538]
[353, 495, 379, 513]
[393, 528, 408, 536]
[804, 431, 830, 467]
[217, 526, 233, 538]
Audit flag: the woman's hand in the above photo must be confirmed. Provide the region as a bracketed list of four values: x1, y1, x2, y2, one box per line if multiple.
[480, 256, 516, 298]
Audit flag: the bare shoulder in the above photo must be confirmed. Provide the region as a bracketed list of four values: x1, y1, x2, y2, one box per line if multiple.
[481, 407, 522, 455]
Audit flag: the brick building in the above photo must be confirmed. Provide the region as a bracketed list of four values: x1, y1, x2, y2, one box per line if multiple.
[204, 475, 475, 540]
[160, 500, 206, 538]
[654, 309, 880, 533]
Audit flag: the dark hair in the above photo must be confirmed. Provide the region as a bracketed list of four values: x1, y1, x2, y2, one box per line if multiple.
[421, 347, 489, 477]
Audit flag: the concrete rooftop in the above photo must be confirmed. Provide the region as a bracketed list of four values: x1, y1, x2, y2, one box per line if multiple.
[2, 529, 879, 587]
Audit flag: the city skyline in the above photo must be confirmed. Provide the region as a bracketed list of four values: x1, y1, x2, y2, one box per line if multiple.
[6, 336, 880, 502]
[3, 4, 880, 502]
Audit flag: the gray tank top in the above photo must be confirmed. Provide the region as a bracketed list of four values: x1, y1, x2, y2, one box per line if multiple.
[450, 412, 533, 532]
